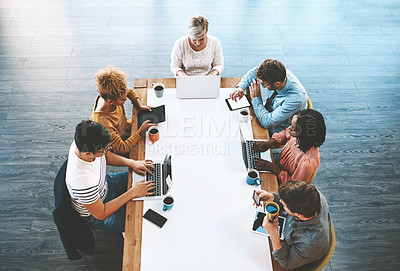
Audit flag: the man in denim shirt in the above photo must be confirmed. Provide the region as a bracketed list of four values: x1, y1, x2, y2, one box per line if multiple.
[230, 59, 307, 135]
[255, 180, 332, 270]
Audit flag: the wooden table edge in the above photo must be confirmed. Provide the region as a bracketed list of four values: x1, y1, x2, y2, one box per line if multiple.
[122, 85, 147, 271]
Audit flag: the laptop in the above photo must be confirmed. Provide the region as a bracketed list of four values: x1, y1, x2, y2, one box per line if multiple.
[239, 126, 272, 172]
[176, 75, 220, 99]
[132, 154, 172, 201]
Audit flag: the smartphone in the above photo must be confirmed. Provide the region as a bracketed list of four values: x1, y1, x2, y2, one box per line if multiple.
[253, 190, 261, 207]
[143, 208, 167, 228]
[225, 96, 251, 111]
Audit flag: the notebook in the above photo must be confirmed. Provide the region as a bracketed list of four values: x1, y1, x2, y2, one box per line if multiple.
[239, 126, 272, 172]
[131, 154, 172, 201]
[176, 76, 220, 99]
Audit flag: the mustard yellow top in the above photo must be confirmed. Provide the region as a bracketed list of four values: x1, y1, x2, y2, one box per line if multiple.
[90, 88, 140, 155]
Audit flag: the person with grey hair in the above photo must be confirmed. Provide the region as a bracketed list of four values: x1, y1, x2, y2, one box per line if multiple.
[171, 14, 224, 76]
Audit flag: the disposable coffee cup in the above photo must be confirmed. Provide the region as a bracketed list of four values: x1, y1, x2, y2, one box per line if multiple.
[148, 127, 159, 143]
[239, 108, 252, 122]
[152, 82, 165, 98]
[163, 195, 174, 211]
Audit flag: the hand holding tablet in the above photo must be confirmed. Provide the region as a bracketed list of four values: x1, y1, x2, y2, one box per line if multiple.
[225, 96, 251, 111]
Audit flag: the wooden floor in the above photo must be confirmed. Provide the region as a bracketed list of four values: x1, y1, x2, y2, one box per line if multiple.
[0, 0, 399, 270]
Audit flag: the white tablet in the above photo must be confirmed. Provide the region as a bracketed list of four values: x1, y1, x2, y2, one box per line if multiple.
[250, 211, 286, 240]
[225, 96, 251, 111]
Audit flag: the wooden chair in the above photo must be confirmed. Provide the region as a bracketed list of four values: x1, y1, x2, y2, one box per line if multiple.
[309, 168, 318, 184]
[307, 95, 313, 109]
[312, 221, 336, 271]
[302, 221, 336, 271]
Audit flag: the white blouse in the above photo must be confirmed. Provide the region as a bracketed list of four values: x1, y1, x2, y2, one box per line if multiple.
[170, 35, 224, 76]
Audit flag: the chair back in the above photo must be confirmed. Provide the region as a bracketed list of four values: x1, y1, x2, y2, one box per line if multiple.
[305, 221, 336, 271]
[309, 168, 318, 183]
[307, 95, 313, 109]
[53, 159, 95, 260]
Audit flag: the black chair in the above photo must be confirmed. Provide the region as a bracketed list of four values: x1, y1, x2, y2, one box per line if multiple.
[52, 159, 95, 260]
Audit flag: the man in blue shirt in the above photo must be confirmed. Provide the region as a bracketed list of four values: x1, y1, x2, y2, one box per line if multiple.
[230, 59, 307, 135]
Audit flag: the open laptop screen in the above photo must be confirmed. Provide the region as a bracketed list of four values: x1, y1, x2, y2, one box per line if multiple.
[176, 76, 220, 99]
[239, 128, 249, 169]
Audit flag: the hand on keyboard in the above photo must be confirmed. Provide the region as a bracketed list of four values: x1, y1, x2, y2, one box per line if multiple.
[252, 141, 271, 152]
[253, 157, 281, 175]
[146, 164, 162, 197]
[130, 180, 156, 198]
[130, 159, 155, 175]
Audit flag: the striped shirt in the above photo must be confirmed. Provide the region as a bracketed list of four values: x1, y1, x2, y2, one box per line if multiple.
[65, 141, 108, 217]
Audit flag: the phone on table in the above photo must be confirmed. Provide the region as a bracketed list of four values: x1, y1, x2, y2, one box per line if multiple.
[253, 190, 261, 207]
[143, 208, 167, 228]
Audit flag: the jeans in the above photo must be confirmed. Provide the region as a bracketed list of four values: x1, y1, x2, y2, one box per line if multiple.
[83, 172, 128, 232]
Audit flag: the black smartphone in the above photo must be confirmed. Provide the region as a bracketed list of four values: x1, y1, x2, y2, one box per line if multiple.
[143, 208, 167, 228]
[253, 190, 261, 207]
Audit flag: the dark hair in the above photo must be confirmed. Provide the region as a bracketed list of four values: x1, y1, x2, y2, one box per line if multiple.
[295, 109, 326, 153]
[256, 59, 286, 84]
[279, 180, 321, 218]
[74, 120, 111, 154]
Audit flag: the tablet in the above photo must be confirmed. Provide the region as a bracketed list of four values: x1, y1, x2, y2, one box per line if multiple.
[137, 105, 166, 129]
[225, 96, 251, 111]
[250, 211, 286, 240]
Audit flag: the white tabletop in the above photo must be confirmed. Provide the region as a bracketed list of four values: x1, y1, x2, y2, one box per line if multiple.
[139, 88, 273, 271]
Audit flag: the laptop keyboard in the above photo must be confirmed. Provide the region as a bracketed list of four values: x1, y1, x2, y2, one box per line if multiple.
[146, 163, 162, 197]
[246, 141, 261, 169]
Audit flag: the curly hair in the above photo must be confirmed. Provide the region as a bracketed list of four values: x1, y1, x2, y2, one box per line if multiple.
[256, 59, 286, 84]
[295, 109, 326, 153]
[94, 66, 128, 100]
[279, 180, 321, 218]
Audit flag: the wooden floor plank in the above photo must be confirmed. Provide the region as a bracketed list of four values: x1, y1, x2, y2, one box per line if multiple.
[0, 0, 399, 270]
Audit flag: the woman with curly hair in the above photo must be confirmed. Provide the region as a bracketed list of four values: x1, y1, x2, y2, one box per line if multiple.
[90, 66, 155, 155]
[253, 109, 326, 184]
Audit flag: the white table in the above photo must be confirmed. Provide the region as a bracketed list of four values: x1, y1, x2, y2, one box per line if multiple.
[138, 88, 273, 271]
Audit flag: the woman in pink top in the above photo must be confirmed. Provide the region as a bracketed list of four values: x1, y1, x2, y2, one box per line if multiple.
[253, 109, 326, 184]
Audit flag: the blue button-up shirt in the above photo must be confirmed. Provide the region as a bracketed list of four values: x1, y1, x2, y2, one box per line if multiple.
[238, 67, 307, 135]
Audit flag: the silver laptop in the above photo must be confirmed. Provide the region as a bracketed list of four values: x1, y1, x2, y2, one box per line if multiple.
[239, 126, 272, 172]
[132, 154, 172, 201]
[176, 75, 220, 99]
